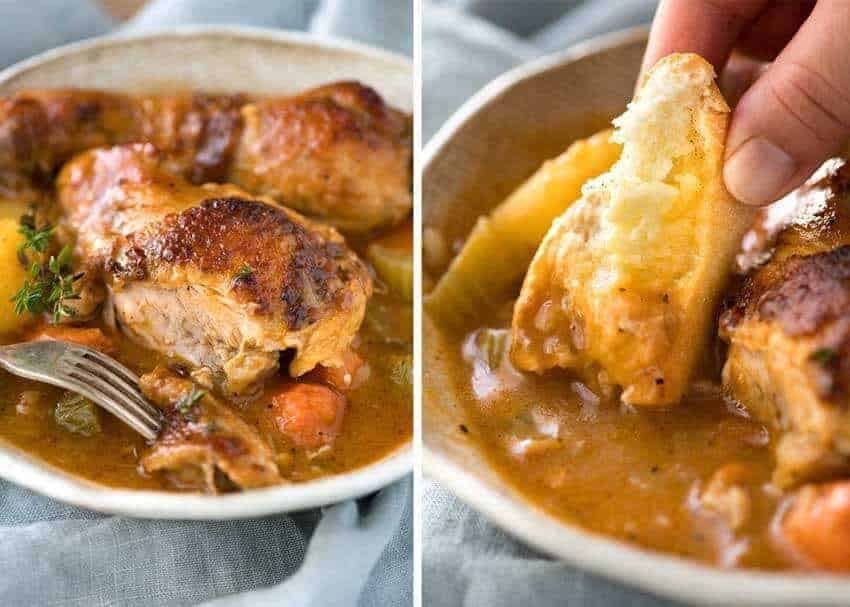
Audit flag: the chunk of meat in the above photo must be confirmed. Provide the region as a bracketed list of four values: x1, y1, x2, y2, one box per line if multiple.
[232, 83, 412, 233]
[269, 383, 347, 450]
[0, 84, 411, 232]
[721, 158, 850, 488]
[24, 325, 115, 354]
[140, 366, 282, 491]
[57, 144, 372, 395]
[779, 482, 850, 571]
[511, 54, 754, 406]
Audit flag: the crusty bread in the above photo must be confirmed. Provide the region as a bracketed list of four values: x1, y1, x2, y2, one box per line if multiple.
[511, 53, 756, 406]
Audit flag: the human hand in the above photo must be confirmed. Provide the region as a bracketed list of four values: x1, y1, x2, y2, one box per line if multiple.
[642, 0, 850, 206]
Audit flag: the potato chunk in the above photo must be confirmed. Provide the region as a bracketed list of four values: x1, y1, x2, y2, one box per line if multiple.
[0, 198, 34, 336]
[511, 54, 755, 406]
[426, 130, 621, 330]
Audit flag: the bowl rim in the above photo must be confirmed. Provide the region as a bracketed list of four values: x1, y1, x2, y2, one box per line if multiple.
[423, 25, 850, 605]
[0, 24, 412, 91]
[0, 25, 412, 519]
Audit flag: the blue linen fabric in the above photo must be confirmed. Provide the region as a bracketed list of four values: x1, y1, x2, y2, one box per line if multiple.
[423, 1, 690, 606]
[0, 1, 412, 606]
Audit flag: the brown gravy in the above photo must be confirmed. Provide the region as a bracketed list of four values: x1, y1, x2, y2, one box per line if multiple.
[438, 304, 793, 570]
[0, 293, 411, 492]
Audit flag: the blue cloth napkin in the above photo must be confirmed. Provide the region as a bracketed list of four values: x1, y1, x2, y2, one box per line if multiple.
[0, 2, 412, 606]
[423, 2, 687, 606]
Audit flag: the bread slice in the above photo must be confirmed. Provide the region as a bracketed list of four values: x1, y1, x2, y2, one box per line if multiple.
[511, 53, 755, 406]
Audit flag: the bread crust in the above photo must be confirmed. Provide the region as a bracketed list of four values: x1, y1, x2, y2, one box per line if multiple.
[511, 53, 755, 406]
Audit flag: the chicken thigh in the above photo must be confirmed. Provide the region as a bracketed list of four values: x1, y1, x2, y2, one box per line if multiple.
[721, 158, 850, 488]
[57, 143, 372, 395]
[0, 82, 411, 232]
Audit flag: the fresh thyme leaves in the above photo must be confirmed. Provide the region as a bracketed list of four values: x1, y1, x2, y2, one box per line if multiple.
[11, 244, 82, 323]
[17, 213, 55, 259]
[234, 264, 254, 282]
[810, 347, 838, 365]
[176, 386, 206, 417]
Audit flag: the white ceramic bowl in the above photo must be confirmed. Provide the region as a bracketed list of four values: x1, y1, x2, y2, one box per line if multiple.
[423, 27, 850, 606]
[0, 26, 411, 519]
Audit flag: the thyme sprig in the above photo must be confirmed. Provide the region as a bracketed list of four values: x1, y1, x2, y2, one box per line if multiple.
[17, 213, 55, 260]
[12, 212, 84, 324]
[233, 264, 254, 282]
[12, 243, 82, 324]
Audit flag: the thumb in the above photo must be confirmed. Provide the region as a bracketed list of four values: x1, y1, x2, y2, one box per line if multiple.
[723, 0, 850, 206]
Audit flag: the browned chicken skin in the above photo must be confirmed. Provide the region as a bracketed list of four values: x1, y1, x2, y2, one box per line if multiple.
[57, 143, 372, 395]
[721, 158, 850, 488]
[140, 366, 282, 491]
[0, 83, 411, 232]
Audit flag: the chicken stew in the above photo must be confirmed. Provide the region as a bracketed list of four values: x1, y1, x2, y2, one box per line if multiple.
[425, 58, 850, 572]
[0, 84, 412, 493]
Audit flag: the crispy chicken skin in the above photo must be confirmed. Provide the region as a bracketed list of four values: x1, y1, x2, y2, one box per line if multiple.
[721, 158, 850, 488]
[0, 83, 411, 232]
[232, 83, 412, 233]
[57, 143, 372, 395]
[140, 366, 282, 491]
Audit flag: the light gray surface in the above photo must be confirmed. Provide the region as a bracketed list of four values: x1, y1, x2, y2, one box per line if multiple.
[0, 2, 411, 606]
[422, 2, 687, 606]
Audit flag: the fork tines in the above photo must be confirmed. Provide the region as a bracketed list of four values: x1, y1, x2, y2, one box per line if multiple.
[59, 346, 161, 440]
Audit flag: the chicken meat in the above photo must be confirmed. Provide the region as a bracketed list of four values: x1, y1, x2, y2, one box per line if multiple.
[57, 143, 372, 395]
[0, 82, 411, 232]
[721, 157, 850, 488]
[139, 366, 282, 491]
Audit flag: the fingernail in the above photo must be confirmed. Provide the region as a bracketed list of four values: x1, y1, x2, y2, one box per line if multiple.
[724, 137, 797, 205]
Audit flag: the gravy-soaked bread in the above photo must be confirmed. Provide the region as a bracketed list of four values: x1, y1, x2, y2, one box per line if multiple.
[721, 158, 850, 488]
[511, 54, 755, 406]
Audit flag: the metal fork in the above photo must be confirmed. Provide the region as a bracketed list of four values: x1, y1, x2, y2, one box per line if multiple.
[0, 340, 161, 440]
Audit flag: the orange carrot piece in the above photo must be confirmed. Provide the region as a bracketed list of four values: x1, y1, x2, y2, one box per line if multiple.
[269, 383, 347, 450]
[25, 326, 116, 354]
[781, 482, 850, 572]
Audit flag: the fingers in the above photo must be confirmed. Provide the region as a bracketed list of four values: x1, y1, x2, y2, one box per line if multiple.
[735, 0, 815, 61]
[724, 0, 850, 205]
[719, 54, 767, 107]
[641, 0, 769, 75]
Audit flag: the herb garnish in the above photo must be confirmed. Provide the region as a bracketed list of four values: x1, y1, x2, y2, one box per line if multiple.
[233, 264, 254, 282]
[809, 347, 838, 365]
[17, 213, 55, 258]
[12, 244, 82, 323]
[176, 386, 206, 417]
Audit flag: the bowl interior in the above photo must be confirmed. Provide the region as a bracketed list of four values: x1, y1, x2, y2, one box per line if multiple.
[423, 29, 850, 606]
[0, 26, 412, 518]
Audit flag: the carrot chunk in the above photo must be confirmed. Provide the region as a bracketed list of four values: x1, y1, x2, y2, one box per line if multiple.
[25, 326, 116, 354]
[781, 482, 850, 571]
[269, 383, 346, 450]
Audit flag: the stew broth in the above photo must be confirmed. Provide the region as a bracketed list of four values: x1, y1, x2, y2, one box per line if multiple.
[0, 291, 411, 491]
[437, 305, 792, 570]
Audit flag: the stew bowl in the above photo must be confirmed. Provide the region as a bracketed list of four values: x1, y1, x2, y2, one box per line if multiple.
[423, 26, 850, 606]
[0, 26, 412, 519]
